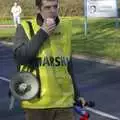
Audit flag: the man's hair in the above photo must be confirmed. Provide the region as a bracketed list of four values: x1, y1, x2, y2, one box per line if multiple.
[36, 0, 58, 7]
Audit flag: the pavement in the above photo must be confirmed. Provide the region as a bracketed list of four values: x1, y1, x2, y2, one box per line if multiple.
[0, 41, 120, 120]
[0, 25, 15, 29]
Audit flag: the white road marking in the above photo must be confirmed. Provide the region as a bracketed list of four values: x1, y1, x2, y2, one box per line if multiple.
[85, 107, 120, 120]
[0, 76, 10, 82]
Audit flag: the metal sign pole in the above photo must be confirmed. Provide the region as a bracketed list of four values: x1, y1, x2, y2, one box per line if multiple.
[115, 0, 119, 28]
[84, 0, 88, 36]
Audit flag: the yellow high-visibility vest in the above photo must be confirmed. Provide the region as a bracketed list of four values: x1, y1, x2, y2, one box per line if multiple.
[20, 18, 74, 109]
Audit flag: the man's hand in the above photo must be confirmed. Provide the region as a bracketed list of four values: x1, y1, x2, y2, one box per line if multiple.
[41, 18, 56, 35]
[74, 97, 95, 108]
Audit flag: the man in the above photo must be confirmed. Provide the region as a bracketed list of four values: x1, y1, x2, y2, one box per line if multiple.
[13, 0, 78, 120]
[11, 2, 22, 26]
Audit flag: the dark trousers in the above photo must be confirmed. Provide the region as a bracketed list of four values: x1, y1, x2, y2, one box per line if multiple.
[24, 108, 75, 120]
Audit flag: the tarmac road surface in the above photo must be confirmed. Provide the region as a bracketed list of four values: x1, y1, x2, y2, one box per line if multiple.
[0, 41, 120, 120]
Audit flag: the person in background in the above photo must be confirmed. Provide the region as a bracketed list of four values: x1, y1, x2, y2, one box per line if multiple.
[11, 2, 22, 26]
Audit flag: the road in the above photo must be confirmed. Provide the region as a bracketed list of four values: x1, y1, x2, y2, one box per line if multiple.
[0, 42, 120, 120]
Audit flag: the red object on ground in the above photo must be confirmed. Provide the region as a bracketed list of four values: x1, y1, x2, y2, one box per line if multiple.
[80, 113, 89, 120]
[80, 117, 88, 120]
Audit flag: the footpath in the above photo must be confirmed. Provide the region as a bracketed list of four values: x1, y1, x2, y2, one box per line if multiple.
[73, 54, 120, 67]
[0, 24, 15, 29]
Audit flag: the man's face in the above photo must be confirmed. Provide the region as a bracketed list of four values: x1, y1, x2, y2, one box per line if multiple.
[40, 0, 59, 19]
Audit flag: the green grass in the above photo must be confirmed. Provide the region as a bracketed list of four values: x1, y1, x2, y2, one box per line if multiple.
[71, 18, 120, 60]
[0, 19, 13, 25]
[0, 19, 15, 38]
[0, 28, 16, 38]
[1, 17, 120, 60]
[0, 19, 30, 38]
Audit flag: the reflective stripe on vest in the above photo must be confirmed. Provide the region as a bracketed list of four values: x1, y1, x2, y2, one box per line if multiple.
[20, 18, 74, 109]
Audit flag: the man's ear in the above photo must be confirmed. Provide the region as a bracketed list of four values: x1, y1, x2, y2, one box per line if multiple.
[58, 3, 60, 9]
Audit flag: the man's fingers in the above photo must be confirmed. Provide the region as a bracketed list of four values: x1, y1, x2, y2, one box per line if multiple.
[41, 19, 56, 35]
[47, 24, 56, 31]
[48, 24, 56, 30]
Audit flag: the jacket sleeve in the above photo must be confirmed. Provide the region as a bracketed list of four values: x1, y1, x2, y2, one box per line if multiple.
[12, 24, 49, 64]
[67, 57, 80, 100]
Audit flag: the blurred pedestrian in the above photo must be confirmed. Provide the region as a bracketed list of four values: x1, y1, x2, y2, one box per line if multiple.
[11, 2, 22, 26]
